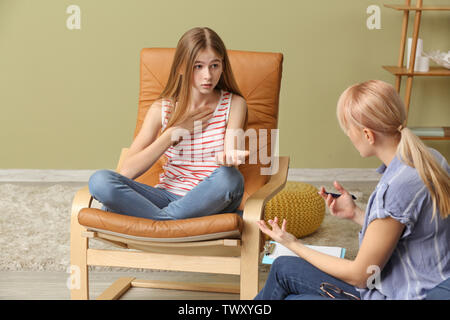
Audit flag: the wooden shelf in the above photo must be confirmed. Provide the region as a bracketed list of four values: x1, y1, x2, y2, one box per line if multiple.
[384, 4, 450, 11]
[420, 136, 450, 140]
[383, 66, 450, 76]
[384, 1, 449, 138]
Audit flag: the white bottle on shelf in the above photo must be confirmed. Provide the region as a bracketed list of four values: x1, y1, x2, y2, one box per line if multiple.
[406, 37, 428, 71]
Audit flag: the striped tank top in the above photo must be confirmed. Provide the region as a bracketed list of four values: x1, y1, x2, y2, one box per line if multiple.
[155, 90, 232, 196]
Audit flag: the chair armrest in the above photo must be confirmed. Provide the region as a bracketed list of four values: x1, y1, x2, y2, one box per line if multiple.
[70, 185, 94, 220]
[239, 156, 289, 291]
[242, 156, 290, 223]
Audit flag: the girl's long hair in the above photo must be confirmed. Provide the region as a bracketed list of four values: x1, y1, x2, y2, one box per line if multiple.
[160, 27, 243, 131]
[336, 80, 449, 219]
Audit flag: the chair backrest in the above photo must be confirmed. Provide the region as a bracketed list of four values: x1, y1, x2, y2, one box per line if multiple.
[133, 48, 283, 210]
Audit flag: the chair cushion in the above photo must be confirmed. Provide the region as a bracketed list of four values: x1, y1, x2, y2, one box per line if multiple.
[78, 208, 243, 242]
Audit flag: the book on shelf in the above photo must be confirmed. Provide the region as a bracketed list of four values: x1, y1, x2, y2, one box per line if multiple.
[262, 241, 346, 265]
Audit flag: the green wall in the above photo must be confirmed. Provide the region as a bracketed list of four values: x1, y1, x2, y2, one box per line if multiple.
[1, 0, 449, 169]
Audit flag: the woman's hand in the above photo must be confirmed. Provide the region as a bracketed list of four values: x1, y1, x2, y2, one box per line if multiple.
[318, 181, 357, 221]
[256, 217, 298, 247]
[215, 149, 249, 167]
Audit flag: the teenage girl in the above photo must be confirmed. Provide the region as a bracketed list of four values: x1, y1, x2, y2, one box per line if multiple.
[88, 27, 248, 221]
[255, 80, 450, 300]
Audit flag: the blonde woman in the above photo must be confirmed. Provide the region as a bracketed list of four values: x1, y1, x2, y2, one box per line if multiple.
[256, 80, 449, 300]
[88, 27, 248, 220]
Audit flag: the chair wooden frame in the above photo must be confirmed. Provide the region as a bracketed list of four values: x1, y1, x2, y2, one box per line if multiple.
[70, 148, 289, 300]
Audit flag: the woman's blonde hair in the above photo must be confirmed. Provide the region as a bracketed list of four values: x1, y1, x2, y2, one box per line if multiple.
[160, 27, 243, 131]
[336, 80, 449, 219]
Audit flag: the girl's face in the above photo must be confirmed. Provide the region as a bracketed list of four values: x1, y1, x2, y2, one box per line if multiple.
[191, 48, 223, 95]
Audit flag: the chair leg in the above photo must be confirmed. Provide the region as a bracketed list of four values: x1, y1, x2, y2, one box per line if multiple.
[240, 222, 261, 300]
[69, 212, 89, 299]
[240, 257, 259, 299]
[69, 186, 94, 299]
[97, 277, 135, 300]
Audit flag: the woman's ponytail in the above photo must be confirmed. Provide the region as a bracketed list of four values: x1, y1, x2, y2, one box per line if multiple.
[397, 127, 450, 219]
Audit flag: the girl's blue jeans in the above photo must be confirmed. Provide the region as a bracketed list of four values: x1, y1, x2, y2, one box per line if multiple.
[88, 166, 244, 221]
[254, 256, 361, 300]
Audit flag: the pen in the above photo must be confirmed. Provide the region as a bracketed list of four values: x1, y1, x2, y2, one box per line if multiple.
[324, 191, 357, 200]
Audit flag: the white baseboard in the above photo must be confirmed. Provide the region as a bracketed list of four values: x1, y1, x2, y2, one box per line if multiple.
[288, 168, 380, 182]
[0, 169, 98, 182]
[0, 168, 380, 182]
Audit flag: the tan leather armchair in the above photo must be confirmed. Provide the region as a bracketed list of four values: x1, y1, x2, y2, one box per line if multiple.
[70, 48, 289, 300]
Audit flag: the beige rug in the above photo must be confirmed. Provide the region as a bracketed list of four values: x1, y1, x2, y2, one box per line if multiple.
[0, 181, 377, 272]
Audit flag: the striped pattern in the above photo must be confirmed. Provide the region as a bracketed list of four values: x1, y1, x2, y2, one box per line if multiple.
[155, 90, 231, 196]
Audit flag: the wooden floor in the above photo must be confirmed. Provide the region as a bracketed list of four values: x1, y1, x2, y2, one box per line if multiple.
[0, 270, 269, 300]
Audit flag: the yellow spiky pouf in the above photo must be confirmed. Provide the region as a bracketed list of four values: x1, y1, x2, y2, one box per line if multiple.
[264, 181, 325, 238]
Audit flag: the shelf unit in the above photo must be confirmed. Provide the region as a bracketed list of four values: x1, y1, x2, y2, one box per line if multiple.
[382, 0, 450, 140]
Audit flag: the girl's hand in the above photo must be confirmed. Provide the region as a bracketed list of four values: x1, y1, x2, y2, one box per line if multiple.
[318, 181, 356, 221]
[215, 149, 249, 167]
[256, 217, 298, 247]
[173, 105, 215, 134]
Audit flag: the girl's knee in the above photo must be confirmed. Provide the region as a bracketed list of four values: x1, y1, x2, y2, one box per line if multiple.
[215, 166, 244, 193]
[88, 170, 118, 201]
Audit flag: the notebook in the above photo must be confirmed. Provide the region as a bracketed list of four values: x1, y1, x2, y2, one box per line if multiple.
[262, 241, 346, 264]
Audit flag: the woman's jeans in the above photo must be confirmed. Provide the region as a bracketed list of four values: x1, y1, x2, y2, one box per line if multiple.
[425, 278, 450, 300]
[254, 256, 361, 300]
[88, 166, 244, 220]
